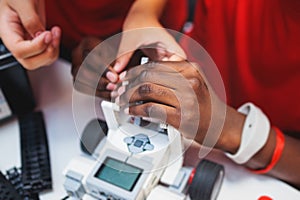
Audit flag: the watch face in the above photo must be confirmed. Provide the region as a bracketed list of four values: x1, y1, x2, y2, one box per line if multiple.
[0, 88, 12, 120]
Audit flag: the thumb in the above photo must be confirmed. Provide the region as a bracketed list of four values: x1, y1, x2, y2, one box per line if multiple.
[113, 51, 134, 73]
[163, 54, 186, 62]
[14, 2, 45, 37]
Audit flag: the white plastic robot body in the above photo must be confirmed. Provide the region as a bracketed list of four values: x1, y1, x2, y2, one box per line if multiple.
[100, 101, 185, 198]
[63, 101, 189, 200]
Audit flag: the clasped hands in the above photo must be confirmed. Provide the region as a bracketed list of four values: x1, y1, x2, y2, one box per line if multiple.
[71, 36, 238, 153]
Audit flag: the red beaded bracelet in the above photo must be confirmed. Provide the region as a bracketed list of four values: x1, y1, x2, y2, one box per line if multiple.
[250, 126, 285, 174]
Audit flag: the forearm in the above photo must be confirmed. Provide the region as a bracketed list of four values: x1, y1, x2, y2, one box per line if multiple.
[246, 129, 300, 188]
[220, 107, 300, 188]
[124, 0, 168, 29]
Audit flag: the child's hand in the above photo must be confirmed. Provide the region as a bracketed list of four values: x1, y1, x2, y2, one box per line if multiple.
[0, 0, 61, 70]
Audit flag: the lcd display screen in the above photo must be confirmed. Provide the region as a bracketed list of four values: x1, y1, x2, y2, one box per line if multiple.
[95, 157, 143, 191]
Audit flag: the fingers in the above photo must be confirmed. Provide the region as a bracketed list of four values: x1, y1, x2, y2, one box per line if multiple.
[122, 61, 198, 82]
[106, 70, 119, 83]
[0, 6, 52, 60]
[10, 28, 61, 70]
[116, 64, 188, 126]
[115, 62, 204, 107]
[51, 26, 61, 48]
[126, 102, 179, 128]
[121, 62, 202, 94]
[114, 44, 185, 74]
[113, 51, 134, 73]
[1, 22, 60, 69]
[19, 43, 59, 70]
[165, 41, 187, 61]
[11, 31, 52, 59]
[141, 43, 186, 62]
[165, 54, 185, 62]
[0, 0, 61, 70]
[1, 32, 59, 70]
[12, 0, 45, 37]
[119, 82, 179, 108]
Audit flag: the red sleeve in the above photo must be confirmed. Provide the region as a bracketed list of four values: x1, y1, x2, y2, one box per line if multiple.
[46, 0, 187, 50]
[184, 0, 300, 132]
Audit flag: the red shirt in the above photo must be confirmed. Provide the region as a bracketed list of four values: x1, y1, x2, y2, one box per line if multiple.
[186, 0, 300, 131]
[45, 0, 187, 50]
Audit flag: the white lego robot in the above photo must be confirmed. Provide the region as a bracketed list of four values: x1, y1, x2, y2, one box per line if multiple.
[63, 100, 224, 200]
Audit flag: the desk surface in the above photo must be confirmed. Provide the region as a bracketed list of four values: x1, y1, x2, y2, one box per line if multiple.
[0, 60, 299, 200]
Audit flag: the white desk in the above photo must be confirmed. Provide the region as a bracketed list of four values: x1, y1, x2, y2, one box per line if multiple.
[0, 60, 299, 200]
